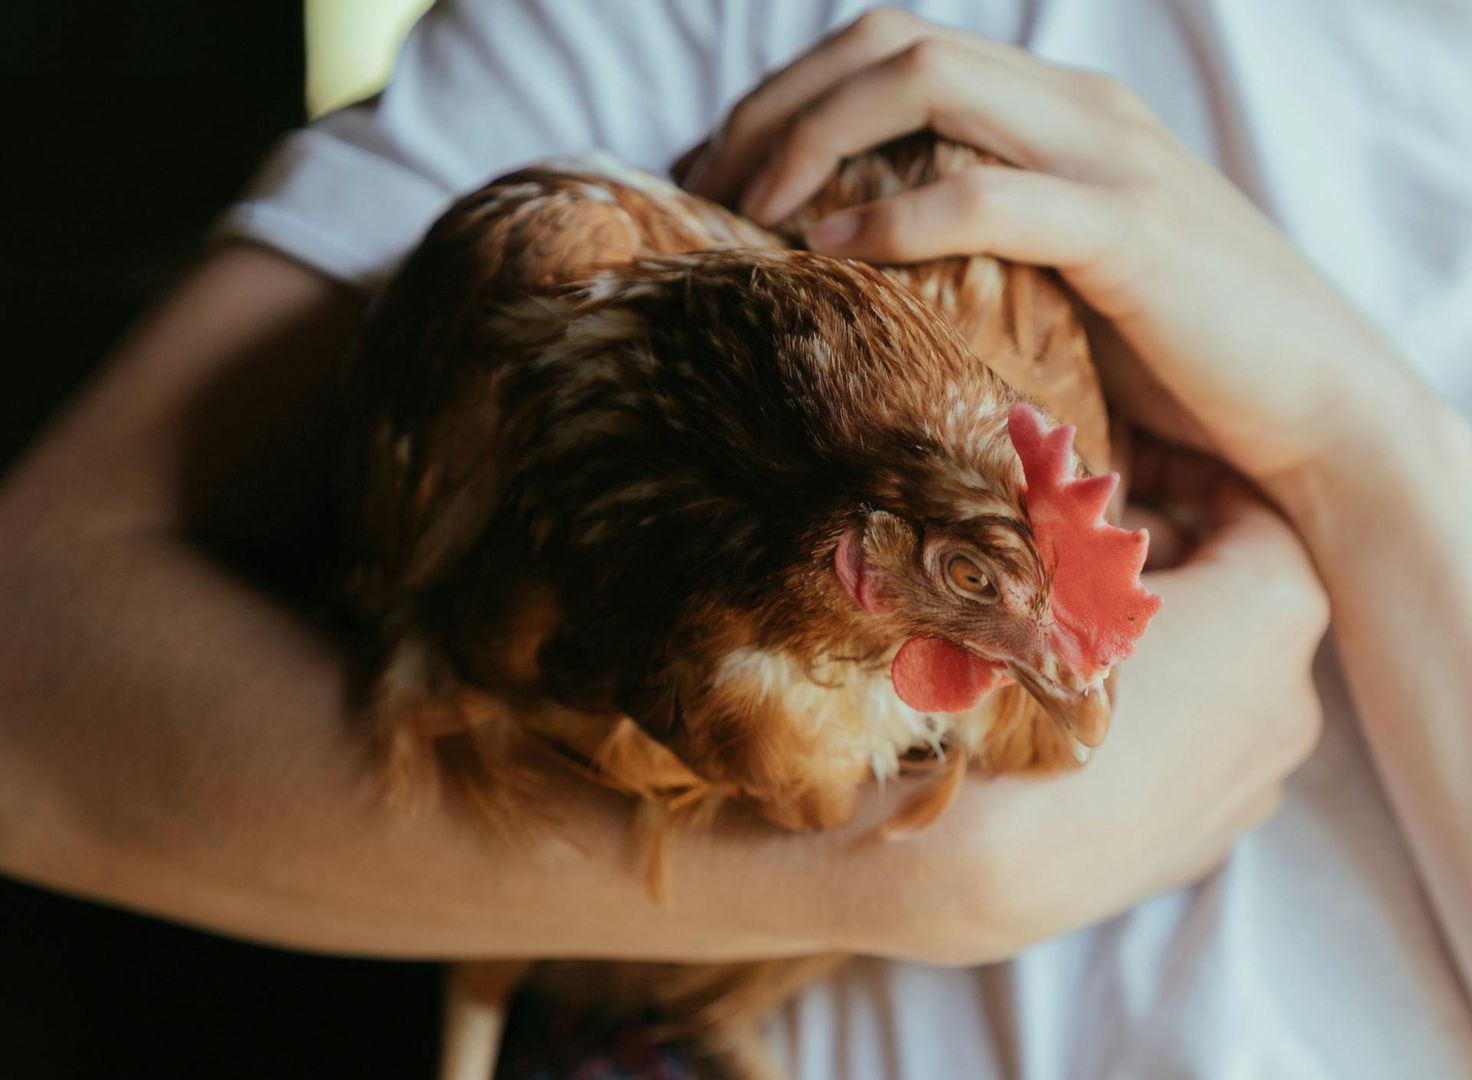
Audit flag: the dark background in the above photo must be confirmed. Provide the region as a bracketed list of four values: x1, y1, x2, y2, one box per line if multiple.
[1, 4, 440, 1076]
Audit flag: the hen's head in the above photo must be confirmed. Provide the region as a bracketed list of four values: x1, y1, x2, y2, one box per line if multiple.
[833, 403, 1160, 757]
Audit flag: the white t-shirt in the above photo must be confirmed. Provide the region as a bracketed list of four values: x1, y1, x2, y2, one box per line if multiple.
[219, 2, 1472, 1076]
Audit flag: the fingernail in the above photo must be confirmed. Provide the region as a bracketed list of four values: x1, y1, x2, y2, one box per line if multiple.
[740, 167, 779, 220]
[807, 211, 861, 250]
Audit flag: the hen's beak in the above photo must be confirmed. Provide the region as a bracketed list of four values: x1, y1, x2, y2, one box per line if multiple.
[1005, 662, 1110, 764]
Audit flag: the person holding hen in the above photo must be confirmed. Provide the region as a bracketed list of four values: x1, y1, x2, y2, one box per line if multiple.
[0, 2, 1468, 1077]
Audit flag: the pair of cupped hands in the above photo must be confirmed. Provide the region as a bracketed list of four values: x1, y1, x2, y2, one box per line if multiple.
[664, 10, 1406, 960]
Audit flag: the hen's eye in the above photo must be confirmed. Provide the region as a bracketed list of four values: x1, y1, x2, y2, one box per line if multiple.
[946, 555, 996, 598]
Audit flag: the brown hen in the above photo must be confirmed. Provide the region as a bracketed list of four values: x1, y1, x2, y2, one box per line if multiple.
[339, 138, 1158, 1078]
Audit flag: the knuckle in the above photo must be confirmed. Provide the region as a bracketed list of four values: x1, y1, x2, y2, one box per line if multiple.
[1279, 691, 1325, 770]
[894, 37, 951, 78]
[723, 95, 761, 142]
[1249, 787, 1286, 830]
[1268, 569, 1331, 640]
[1298, 576, 1332, 635]
[863, 204, 913, 257]
[1102, 82, 1140, 113]
[1172, 846, 1229, 892]
[785, 107, 834, 158]
[1111, 121, 1173, 175]
[847, 7, 915, 46]
[1075, 71, 1143, 114]
[1297, 693, 1326, 757]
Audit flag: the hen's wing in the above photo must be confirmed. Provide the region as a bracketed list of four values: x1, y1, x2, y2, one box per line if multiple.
[448, 154, 784, 293]
[776, 135, 1113, 476]
[340, 162, 786, 814]
[344, 159, 782, 611]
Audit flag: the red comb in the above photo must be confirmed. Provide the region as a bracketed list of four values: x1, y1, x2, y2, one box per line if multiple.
[1007, 403, 1161, 679]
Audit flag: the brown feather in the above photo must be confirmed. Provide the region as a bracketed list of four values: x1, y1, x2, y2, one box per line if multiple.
[338, 137, 1133, 1077]
[773, 135, 1111, 474]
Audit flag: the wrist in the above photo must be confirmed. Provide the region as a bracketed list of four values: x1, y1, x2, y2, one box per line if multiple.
[799, 777, 1018, 964]
[1262, 367, 1467, 536]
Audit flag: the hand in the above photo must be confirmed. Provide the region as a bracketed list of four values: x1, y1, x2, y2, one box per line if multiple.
[683, 8, 1432, 493]
[815, 460, 1328, 964]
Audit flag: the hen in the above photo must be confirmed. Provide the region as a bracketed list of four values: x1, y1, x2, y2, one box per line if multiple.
[339, 137, 1159, 1077]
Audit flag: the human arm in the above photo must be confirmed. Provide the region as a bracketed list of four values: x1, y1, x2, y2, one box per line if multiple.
[0, 243, 822, 961]
[1269, 384, 1472, 988]
[686, 7, 1472, 980]
[0, 240, 1324, 964]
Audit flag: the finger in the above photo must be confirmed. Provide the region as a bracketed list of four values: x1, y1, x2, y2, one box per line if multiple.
[687, 8, 934, 202]
[1146, 481, 1328, 637]
[1245, 786, 1287, 832]
[1151, 480, 1292, 574]
[1119, 505, 1190, 571]
[743, 42, 1129, 223]
[669, 139, 709, 184]
[1271, 683, 1326, 775]
[1121, 440, 1226, 566]
[1198, 479, 1287, 546]
[1198, 486, 1330, 637]
[804, 164, 1126, 269]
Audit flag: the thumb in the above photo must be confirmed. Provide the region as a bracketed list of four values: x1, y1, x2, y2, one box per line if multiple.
[1146, 477, 1322, 616]
[1143, 477, 1330, 661]
[1190, 479, 1303, 569]
[1124, 441, 1296, 576]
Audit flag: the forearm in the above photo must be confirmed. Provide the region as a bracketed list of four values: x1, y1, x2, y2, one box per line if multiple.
[1270, 375, 1472, 986]
[2, 517, 1163, 967]
[0, 243, 832, 961]
[0, 237, 1315, 973]
[0, 523, 854, 960]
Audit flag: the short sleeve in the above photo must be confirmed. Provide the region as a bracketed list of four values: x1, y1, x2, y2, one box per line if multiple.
[213, 123, 453, 288]
[213, 0, 825, 288]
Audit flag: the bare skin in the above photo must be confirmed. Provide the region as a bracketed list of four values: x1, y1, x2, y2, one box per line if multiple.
[0, 19, 1355, 965]
[690, 7, 1472, 982]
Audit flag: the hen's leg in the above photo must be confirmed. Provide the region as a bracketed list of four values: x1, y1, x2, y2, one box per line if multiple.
[439, 960, 532, 1080]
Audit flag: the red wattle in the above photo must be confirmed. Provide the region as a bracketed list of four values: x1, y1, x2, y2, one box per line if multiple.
[891, 636, 1005, 713]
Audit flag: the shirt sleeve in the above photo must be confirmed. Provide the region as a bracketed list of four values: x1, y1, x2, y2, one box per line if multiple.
[213, 0, 760, 288]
